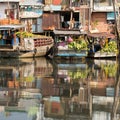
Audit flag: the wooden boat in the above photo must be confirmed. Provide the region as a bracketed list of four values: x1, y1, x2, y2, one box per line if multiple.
[86, 32, 117, 59]
[87, 51, 117, 59]
[52, 29, 87, 59]
[56, 49, 87, 58]
[0, 24, 54, 58]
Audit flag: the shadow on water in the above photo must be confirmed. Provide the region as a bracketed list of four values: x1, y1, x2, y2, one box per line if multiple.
[0, 57, 119, 120]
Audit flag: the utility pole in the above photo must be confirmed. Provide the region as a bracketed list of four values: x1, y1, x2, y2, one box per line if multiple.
[111, 2, 120, 119]
[112, 0, 120, 57]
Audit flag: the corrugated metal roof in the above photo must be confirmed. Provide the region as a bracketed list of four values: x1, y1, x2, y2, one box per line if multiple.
[53, 29, 85, 35]
[0, 24, 26, 30]
[87, 32, 115, 39]
[19, 0, 43, 6]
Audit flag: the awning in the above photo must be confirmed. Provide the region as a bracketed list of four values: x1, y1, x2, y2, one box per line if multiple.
[20, 11, 42, 18]
[53, 29, 86, 35]
[87, 32, 115, 39]
[0, 24, 26, 30]
[0, 0, 19, 2]
[19, 0, 43, 6]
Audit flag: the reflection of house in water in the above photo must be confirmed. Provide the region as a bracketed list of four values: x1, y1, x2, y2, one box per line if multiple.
[0, 57, 53, 97]
[0, 57, 53, 120]
[44, 96, 65, 118]
[43, 60, 92, 119]
[34, 58, 53, 78]
[0, 88, 42, 120]
[43, 84, 92, 119]
[0, 58, 53, 89]
[88, 60, 120, 120]
[43, 59, 120, 120]
[89, 60, 117, 96]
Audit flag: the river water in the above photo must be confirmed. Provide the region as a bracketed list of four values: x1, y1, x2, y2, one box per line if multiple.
[0, 57, 119, 120]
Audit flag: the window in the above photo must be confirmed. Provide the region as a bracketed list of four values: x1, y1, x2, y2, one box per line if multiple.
[94, 0, 112, 6]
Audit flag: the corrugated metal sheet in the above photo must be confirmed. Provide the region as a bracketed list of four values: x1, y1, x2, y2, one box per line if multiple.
[45, 0, 52, 5]
[32, 24, 36, 32]
[37, 18, 43, 32]
[53, 29, 84, 35]
[52, 0, 61, 5]
[32, 18, 43, 33]
[44, 5, 61, 11]
[87, 32, 115, 39]
[50, 5, 61, 11]
[61, 0, 70, 6]
[19, 0, 43, 6]
[42, 13, 60, 30]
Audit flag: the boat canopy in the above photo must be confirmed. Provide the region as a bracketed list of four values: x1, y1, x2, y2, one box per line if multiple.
[53, 29, 86, 36]
[0, 24, 26, 31]
[87, 32, 115, 39]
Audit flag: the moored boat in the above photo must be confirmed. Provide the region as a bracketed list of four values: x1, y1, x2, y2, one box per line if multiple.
[87, 51, 117, 59]
[0, 24, 54, 58]
[52, 29, 87, 59]
[86, 32, 117, 59]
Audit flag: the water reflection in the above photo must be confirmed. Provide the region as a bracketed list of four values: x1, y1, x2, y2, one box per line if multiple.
[0, 58, 53, 120]
[0, 57, 119, 120]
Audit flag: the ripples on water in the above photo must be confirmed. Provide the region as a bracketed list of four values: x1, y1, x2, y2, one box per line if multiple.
[0, 57, 119, 120]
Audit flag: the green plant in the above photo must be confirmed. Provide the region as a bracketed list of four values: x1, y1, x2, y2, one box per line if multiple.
[101, 63, 117, 77]
[15, 31, 34, 38]
[15, 31, 49, 39]
[68, 38, 88, 51]
[68, 68, 89, 81]
[101, 41, 117, 53]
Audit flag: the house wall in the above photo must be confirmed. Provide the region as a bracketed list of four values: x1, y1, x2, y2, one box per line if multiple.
[0, 3, 9, 19]
[91, 12, 109, 32]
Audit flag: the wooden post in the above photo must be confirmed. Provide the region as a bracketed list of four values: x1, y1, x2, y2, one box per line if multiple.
[7, 0, 10, 24]
[19, 29, 24, 47]
[13, 32, 16, 45]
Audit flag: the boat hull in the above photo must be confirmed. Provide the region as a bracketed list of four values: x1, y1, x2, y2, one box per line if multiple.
[54, 49, 87, 59]
[0, 44, 53, 58]
[87, 51, 117, 59]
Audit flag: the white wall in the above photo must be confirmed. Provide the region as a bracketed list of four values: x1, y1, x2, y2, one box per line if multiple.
[0, 2, 18, 19]
[0, 3, 7, 19]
